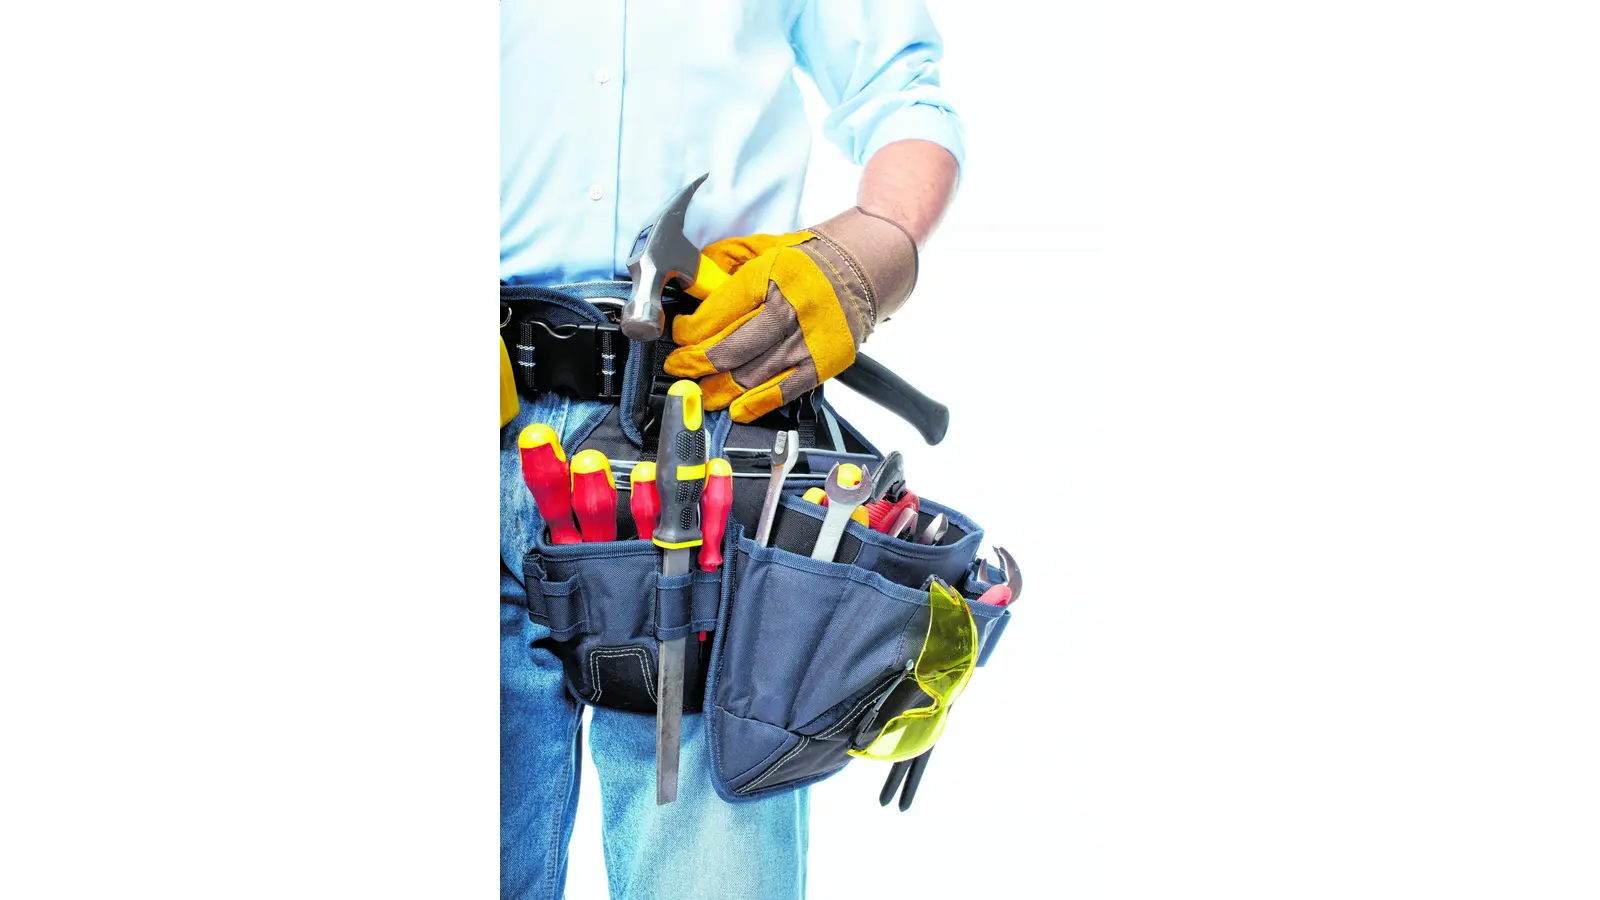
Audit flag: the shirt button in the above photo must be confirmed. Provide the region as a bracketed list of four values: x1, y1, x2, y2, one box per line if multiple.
[594, 68, 612, 84]
[587, 185, 604, 201]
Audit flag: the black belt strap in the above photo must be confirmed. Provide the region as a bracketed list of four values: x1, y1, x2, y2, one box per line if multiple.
[511, 317, 631, 401]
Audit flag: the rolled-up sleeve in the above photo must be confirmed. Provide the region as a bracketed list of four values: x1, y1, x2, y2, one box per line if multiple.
[790, 0, 965, 172]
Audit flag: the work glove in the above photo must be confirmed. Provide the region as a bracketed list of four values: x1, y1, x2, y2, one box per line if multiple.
[499, 335, 520, 427]
[664, 208, 917, 423]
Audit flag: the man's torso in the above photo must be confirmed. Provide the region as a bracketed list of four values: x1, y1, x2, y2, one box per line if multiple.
[500, 0, 814, 285]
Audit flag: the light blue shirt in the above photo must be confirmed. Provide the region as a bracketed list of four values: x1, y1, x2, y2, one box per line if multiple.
[500, 0, 965, 285]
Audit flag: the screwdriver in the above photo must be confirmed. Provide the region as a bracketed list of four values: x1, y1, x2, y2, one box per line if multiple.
[517, 424, 581, 544]
[698, 458, 733, 572]
[695, 457, 733, 644]
[570, 449, 617, 542]
[629, 461, 659, 540]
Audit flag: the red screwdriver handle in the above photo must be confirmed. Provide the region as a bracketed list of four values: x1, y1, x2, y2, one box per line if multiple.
[570, 449, 618, 543]
[629, 461, 660, 541]
[518, 424, 582, 544]
[698, 458, 733, 571]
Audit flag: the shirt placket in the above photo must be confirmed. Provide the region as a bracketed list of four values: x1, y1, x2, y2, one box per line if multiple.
[589, 1, 626, 279]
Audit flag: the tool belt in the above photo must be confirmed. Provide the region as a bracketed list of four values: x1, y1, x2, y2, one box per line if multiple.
[502, 282, 1016, 802]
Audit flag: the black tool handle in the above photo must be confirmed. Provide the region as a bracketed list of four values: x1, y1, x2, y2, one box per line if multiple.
[834, 354, 950, 446]
[898, 749, 933, 812]
[879, 760, 912, 807]
[652, 380, 707, 548]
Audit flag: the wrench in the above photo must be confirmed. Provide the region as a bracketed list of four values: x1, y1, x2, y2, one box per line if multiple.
[754, 430, 799, 547]
[810, 463, 873, 562]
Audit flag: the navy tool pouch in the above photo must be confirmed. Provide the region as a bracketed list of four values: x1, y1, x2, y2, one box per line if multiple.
[703, 493, 1010, 802]
[504, 282, 1017, 797]
[522, 500, 726, 714]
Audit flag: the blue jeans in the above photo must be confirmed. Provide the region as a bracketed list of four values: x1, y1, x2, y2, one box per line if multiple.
[502, 393, 809, 900]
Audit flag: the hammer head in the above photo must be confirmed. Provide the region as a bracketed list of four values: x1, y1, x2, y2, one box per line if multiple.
[621, 174, 709, 341]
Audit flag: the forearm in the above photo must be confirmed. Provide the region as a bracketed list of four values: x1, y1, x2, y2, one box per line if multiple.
[856, 139, 959, 249]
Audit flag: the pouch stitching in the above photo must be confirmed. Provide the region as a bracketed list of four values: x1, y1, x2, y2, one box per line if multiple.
[813, 687, 885, 740]
[805, 628, 913, 738]
[711, 545, 918, 734]
[774, 494, 984, 558]
[720, 712, 804, 786]
[703, 539, 743, 796]
[739, 735, 810, 795]
[753, 548, 927, 608]
[786, 564, 853, 728]
[587, 646, 655, 705]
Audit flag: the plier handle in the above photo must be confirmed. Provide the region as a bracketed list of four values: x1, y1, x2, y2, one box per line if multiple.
[878, 749, 934, 812]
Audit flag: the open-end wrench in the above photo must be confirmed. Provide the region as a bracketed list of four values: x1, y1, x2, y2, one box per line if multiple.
[810, 463, 873, 562]
[754, 430, 799, 547]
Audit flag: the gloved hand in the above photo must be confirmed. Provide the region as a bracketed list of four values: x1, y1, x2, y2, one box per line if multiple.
[664, 207, 918, 423]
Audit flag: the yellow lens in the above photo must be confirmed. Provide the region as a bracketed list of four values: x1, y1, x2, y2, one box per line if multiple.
[849, 577, 977, 762]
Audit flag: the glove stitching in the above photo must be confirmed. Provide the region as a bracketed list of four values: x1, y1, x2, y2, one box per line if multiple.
[804, 232, 877, 334]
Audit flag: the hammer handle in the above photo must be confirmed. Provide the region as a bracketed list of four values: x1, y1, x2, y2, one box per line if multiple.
[834, 354, 950, 446]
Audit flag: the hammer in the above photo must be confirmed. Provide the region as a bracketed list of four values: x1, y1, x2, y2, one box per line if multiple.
[620, 173, 713, 343]
[623, 175, 951, 446]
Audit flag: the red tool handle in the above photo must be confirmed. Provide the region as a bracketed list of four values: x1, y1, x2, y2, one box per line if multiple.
[977, 584, 1013, 607]
[698, 458, 733, 571]
[629, 461, 660, 540]
[518, 424, 582, 544]
[871, 491, 920, 533]
[570, 449, 617, 543]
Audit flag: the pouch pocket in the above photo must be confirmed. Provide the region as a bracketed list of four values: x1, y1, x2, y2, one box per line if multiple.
[706, 532, 925, 800]
[705, 500, 1010, 801]
[523, 526, 728, 714]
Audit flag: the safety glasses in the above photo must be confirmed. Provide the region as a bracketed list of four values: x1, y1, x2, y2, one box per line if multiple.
[849, 576, 978, 762]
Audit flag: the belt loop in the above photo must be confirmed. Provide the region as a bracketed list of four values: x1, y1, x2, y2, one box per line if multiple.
[517, 319, 537, 391]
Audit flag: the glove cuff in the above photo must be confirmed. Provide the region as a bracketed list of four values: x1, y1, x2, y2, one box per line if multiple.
[805, 207, 919, 326]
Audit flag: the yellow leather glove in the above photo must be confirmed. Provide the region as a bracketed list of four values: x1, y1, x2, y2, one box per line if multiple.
[665, 208, 918, 423]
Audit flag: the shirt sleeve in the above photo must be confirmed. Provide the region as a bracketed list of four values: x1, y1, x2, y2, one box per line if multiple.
[790, 0, 966, 172]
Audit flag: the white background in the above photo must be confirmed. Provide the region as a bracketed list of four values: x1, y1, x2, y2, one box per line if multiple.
[4, 1, 1598, 898]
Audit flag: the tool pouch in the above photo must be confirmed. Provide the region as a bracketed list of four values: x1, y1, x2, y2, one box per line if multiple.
[523, 523, 725, 714]
[702, 496, 1010, 801]
[504, 282, 1017, 798]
